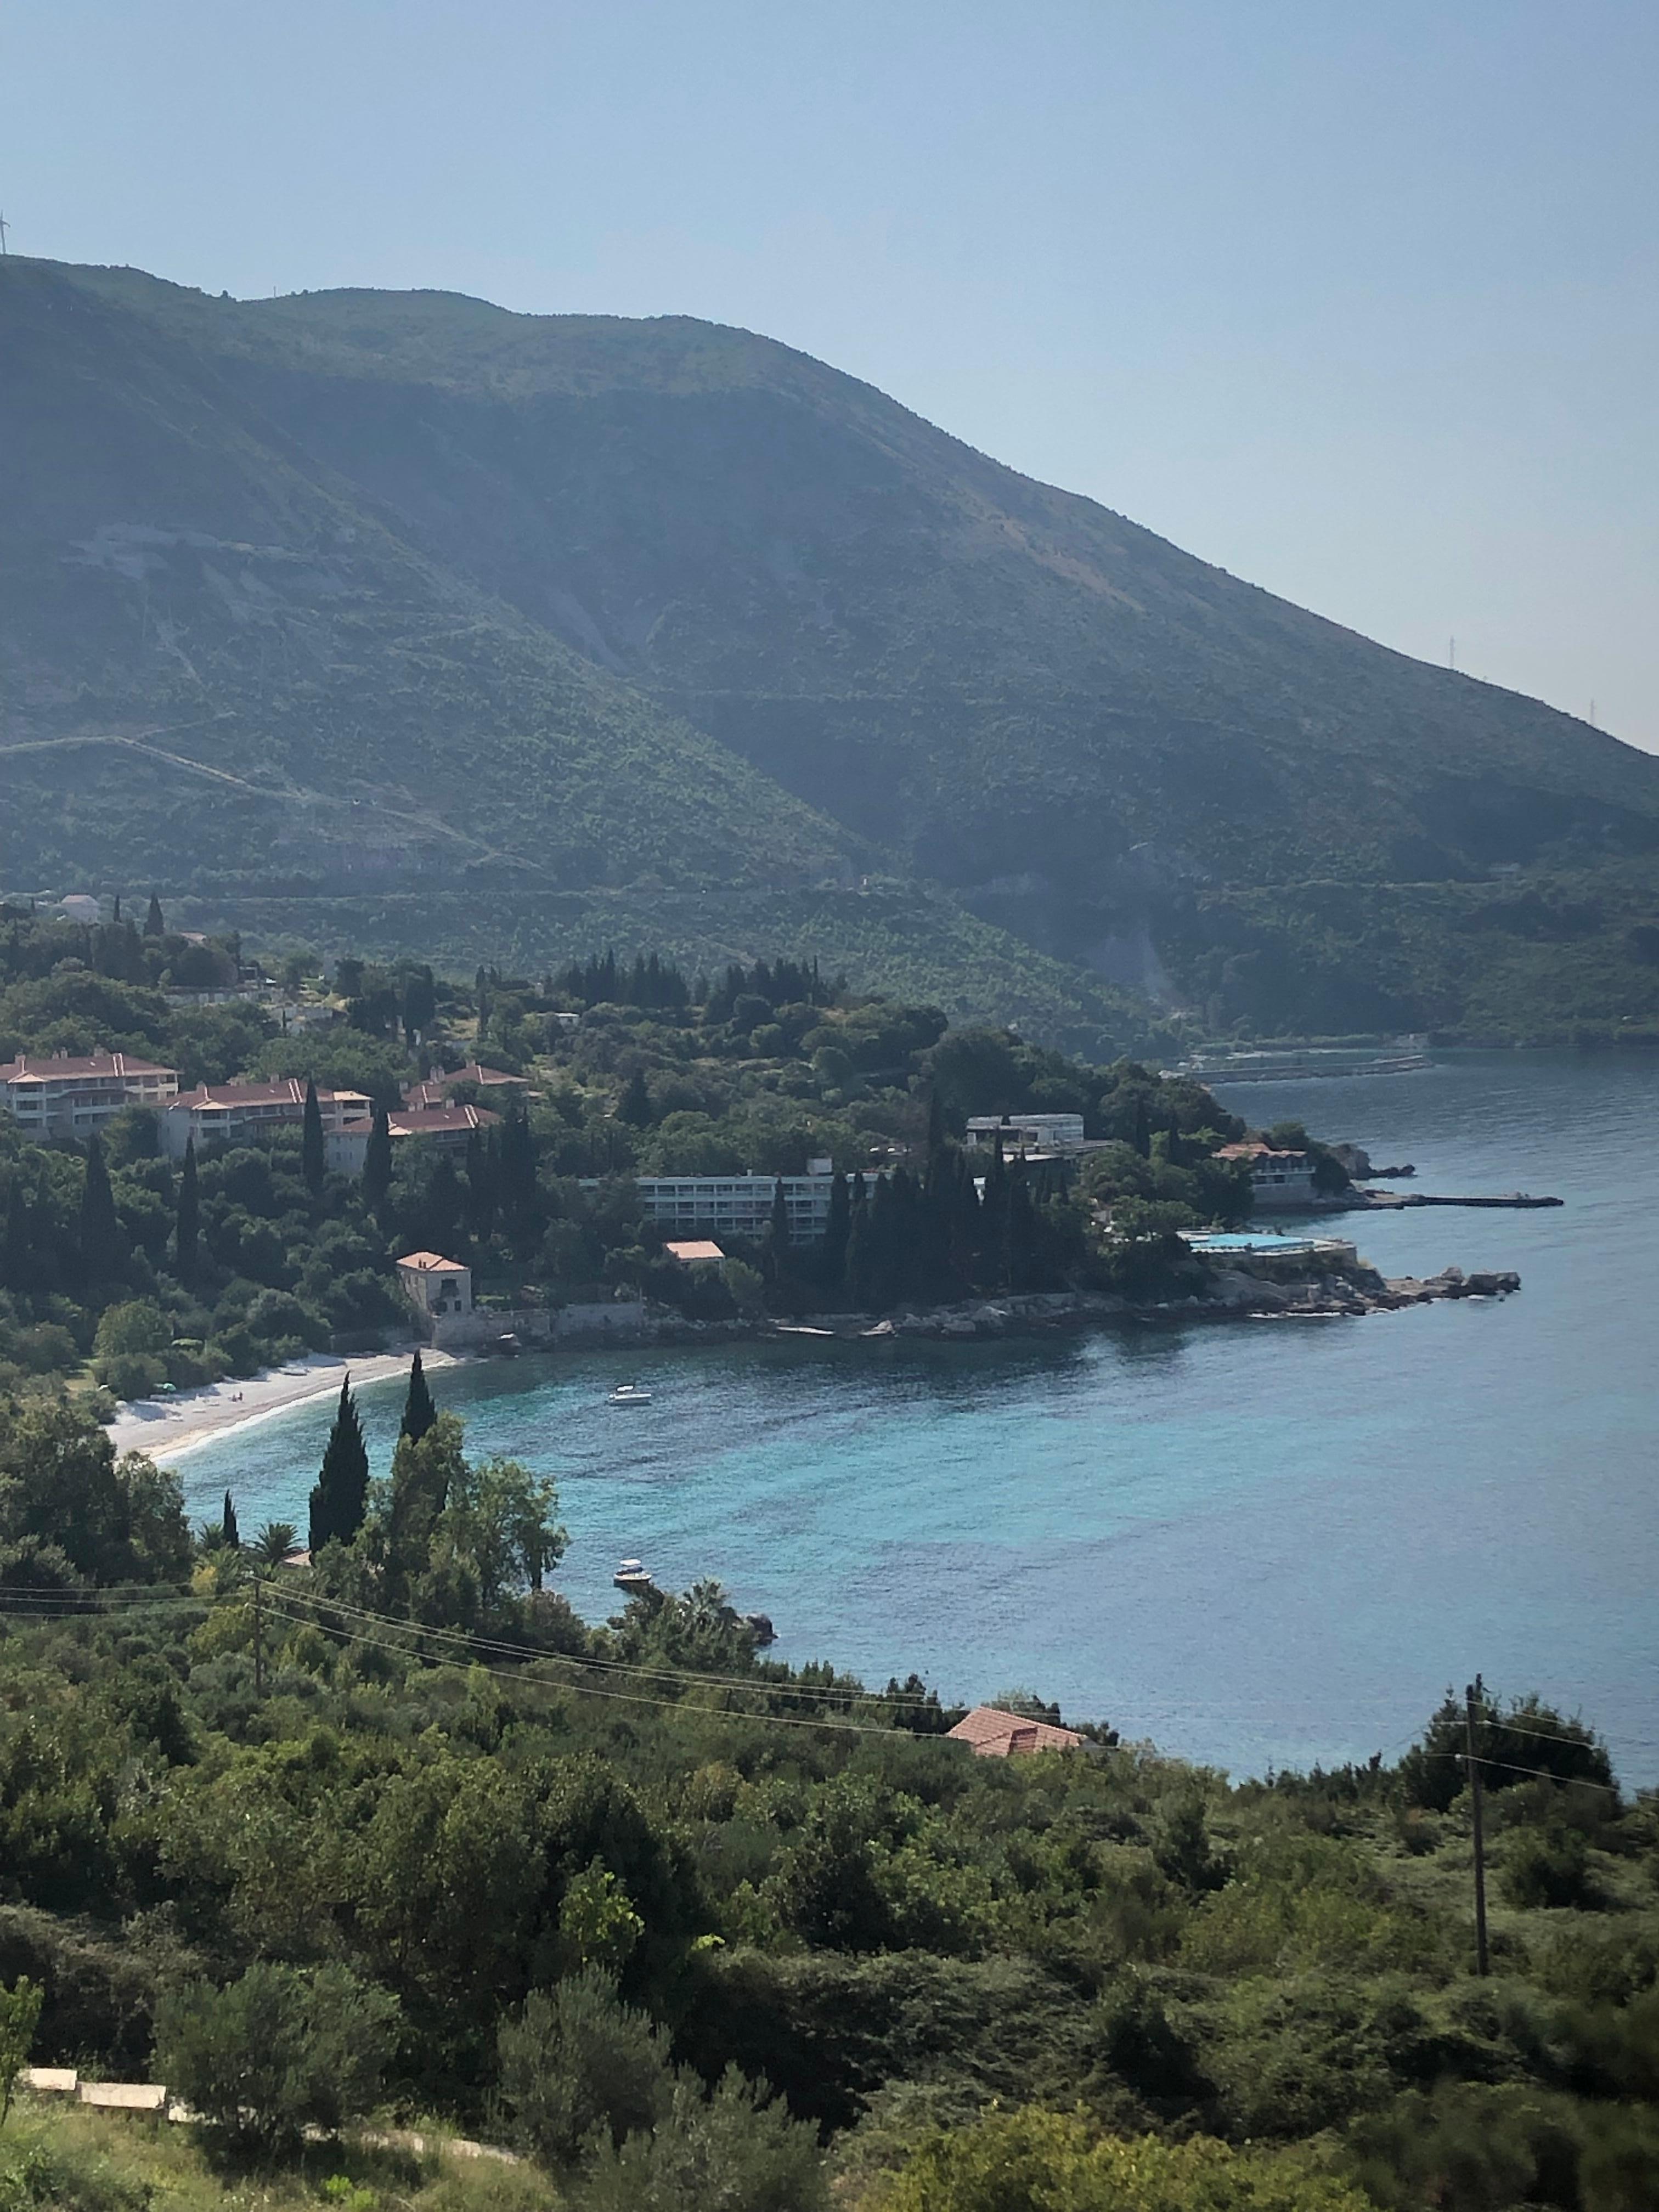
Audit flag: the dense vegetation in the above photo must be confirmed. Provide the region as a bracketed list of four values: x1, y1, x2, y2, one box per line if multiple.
[5, 255, 1659, 1043]
[1, 1383, 1655, 2212]
[0, 916, 1274, 1405]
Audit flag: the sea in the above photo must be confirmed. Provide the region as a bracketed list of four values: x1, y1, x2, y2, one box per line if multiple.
[173, 1051, 1659, 1788]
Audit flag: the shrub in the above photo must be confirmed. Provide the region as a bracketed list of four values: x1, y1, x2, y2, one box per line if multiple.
[1503, 1824, 1596, 1911]
[154, 1960, 398, 2158]
[875, 2106, 1368, 2212]
[497, 1969, 673, 2171]
[572, 2067, 827, 2212]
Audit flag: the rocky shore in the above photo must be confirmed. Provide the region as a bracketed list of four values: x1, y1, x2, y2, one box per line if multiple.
[639, 1260, 1521, 1346]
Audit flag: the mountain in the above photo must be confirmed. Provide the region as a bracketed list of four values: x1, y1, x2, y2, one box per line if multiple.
[4, 255, 1658, 1043]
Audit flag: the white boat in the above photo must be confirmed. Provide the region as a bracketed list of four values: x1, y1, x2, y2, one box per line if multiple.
[608, 1383, 652, 1406]
[614, 1558, 654, 1591]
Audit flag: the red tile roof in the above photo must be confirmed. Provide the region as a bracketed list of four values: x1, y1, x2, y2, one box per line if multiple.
[397, 1251, 469, 1273]
[665, 1239, 726, 1263]
[1, 1051, 175, 1083]
[168, 1079, 368, 1111]
[946, 1706, 1085, 1757]
[403, 1063, 527, 1107]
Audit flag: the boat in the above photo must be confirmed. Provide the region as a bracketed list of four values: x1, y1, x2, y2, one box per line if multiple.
[608, 1383, 652, 1405]
[613, 1558, 655, 1593]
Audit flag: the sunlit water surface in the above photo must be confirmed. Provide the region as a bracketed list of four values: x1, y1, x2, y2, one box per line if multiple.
[175, 1053, 1659, 1785]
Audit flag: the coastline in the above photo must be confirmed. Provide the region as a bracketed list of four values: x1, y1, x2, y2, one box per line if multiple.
[112, 1252, 1522, 1466]
[110, 1347, 466, 1463]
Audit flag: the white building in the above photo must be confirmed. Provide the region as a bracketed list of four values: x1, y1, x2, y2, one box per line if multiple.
[396, 1251, 473, 1323]
[0, 1051, 179, 1139]
[160, 1079, 370, 1159]
[326, 1103, 499, 1176]
[964, 1113, 1086, 1155]
[596, 1172, 843, 1245]
[1216, 1141, 1319, 1208]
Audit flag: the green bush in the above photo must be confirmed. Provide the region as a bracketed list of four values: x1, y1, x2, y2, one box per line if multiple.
[496, 1969, 673, 2171]
[1503, 1823, 1597, 1911]
[572, 2067, 827, 2212]
[154, 1961, 399, 2158]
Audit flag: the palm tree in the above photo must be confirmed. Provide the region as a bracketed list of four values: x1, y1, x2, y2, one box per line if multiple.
[251, 1520, 299, 1567]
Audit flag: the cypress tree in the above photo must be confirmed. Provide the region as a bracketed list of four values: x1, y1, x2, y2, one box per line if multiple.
[763, 1176, 792, 1296]
[618, 1069, 653, 1127]
[400, 1350, 437, 1444]
[978, 1137, 1009, 1289]
[1, 1174, 29, 1293]
[1006, 1159, 1039, 1291]
[844, 1172, 871, 1307]
[175, 1138, 199, 1283]
[821, 1168, 851, 1296]
[362, 1104, 393, 1207]
[309, 1374, 370, 1553]
[78, 1133, 125, 1278]
[301, 1077, 326, 1194]
[498, 1107, 539, 1244]
[143, 893, 165, 937]
[1132, 1093, 1152, 1160]
[222, 1491, 240, 1550]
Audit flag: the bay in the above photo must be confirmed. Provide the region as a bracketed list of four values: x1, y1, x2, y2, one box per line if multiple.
[174, 1051, 1659, 1786]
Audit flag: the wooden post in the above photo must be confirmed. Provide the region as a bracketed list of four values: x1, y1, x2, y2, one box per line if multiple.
[1465, 1679, 1489, 1976]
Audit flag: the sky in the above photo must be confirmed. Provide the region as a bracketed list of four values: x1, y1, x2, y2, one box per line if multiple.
[3, 0, 1656, 747]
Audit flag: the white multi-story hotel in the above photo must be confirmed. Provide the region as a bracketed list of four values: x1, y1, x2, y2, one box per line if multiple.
[590, 1169, 844, 1245]
[964, 1113, 1086, 1154]
[0, 1051, 179, 1139]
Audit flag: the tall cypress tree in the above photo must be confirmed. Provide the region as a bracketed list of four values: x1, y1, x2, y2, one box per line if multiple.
[821, 1169, 851, 1296]
[400, 1350, 437, 1444]
[79, 1133, 125, 1280]
[764, 1176, 792, 1295]
[175, 1138, 199, 1283]
[0, 1175, 28, 1293]
[844, 1172, 871, 1307]
[301, 1077, 326, 1194]
[309, 1375, 370, 1553]
[143, 893, 165, 937]
[221, 1491, 240, 1549]
[362, 1104, 393, 1207]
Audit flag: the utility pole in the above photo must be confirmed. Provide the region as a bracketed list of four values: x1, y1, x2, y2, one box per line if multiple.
[0, 213, 10, 255]
[1465, 1677, 1489, 1976]
[253, 1570, 266, 1698]
[1448, 636, 1457, 672]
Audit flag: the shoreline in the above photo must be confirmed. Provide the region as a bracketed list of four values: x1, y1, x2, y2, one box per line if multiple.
[112, 1257, 1520, 1463]
[110, 1347, 465, 1463]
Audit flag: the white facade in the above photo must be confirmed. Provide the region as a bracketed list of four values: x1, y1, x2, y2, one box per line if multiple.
[600, 1172, 843, 1245]
[397, 1251, 473, 1321]
[325, 1103, 498, 1177]
[160, 1080, 370, 1159]
[1217, 1143, 1319, 1208]
[0, 1052, 178, 1138]
[964, 1113, 1086, 1154]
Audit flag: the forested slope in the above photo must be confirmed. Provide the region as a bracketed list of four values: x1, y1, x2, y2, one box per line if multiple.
[6, 256, 1659, 1039]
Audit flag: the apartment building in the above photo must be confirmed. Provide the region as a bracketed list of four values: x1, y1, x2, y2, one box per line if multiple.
[0, 1051, 179, 1139]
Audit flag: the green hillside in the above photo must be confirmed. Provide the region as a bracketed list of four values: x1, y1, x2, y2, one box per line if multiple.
[5, 255, 1659, 1040]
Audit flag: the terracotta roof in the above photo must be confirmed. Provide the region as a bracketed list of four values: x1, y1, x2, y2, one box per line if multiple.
[397, 1251, 469, 1273]
[168, 1080, 369, 1111]
[1216, 1141, 1309, 1163]
[404, 1063, 527, 1107]
[946, 1705, 1085, 1757]
[665, 1239, 725, 1263]
[1, 1051, 175, 1082]
[400, 1103, 497, 1135]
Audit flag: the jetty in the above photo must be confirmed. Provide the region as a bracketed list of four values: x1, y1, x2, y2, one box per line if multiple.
[1356, 1189, 1562, 1211]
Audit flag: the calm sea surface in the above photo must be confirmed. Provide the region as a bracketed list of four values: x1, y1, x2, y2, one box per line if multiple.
[175, 1053, 1659, 1786]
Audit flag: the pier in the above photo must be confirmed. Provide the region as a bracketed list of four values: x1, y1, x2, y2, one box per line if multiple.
[1357, 1189, 1563, 1211]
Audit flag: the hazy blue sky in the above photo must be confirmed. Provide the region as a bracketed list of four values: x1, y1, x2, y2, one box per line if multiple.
[5, 0, 1655, 746]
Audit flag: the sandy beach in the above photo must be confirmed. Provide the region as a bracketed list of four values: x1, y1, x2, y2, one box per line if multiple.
[110, 1347, 466, 1464]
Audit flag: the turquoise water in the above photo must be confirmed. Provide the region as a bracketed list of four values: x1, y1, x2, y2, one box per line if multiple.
[174, 1053, 1659, 1787]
